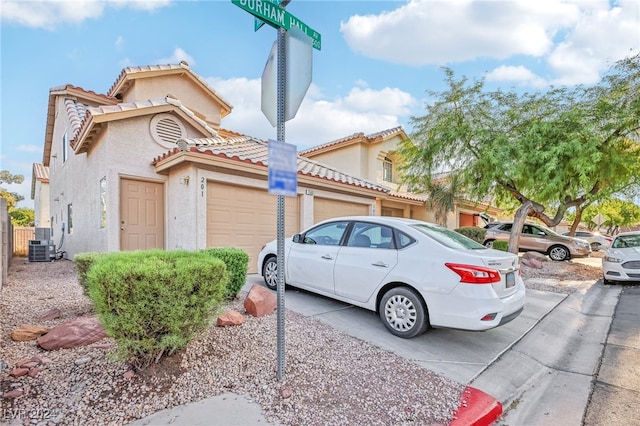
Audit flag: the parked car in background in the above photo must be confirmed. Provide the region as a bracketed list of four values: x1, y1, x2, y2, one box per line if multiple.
[602, 231, 640, 284]
[484, 221, 591, 261]
[258, 216, 526, 338]
[561, 230, 613, 251]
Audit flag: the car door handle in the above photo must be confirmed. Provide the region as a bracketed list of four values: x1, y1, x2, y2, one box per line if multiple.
[321, 254, 333, 260]
[372, 261, 388, 267]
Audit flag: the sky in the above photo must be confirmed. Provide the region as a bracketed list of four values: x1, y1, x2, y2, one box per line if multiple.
[1, 0, 638, 209]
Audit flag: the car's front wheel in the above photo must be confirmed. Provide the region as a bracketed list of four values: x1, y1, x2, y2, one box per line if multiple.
[262, 257, 278, 290]
[379, 287, 428, 338]
[483, 240, 495, 248]
[590, 242, 602, 251]
[548, 245, 570, 261]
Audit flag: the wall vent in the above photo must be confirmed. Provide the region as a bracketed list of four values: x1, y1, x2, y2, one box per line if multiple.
[151, 113, 187, 149]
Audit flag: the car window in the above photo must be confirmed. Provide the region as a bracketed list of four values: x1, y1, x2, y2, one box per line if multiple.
[347, 222, 395, 249]
[412, 223, 486, 250]
[499, 224, 512, 232]
[303, 221, 348, 246]
[397, 232, 415, 249]
[612, 234, 640, 249]
[527, 225, 546, 236]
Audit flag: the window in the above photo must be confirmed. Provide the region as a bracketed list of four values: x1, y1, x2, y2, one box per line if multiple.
[382, 157, 393, 183]
[303, 221, 348, 246]
[67, 204, 73, 234]
[347, 222, 395, 249]
[99, 177, 107, 228]
[62, 130, 68, 162]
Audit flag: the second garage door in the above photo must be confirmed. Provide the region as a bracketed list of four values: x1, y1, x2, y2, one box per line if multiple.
[313, 197, 370, 223]
[207, 181, 299, 273]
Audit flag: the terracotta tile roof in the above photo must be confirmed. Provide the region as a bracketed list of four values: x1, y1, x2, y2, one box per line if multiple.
[107, 62, 232, 117]
[299, 126, 406, 156]
[31, 163, 49, 199]
[389, 191, 427, 202]
[154, 137, 390, 194]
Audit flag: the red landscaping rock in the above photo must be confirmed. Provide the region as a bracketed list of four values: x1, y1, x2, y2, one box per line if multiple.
[28, 368, 44, 378]
[216, 310, 246, 326]
[37, 316, 107, 350]
[10, 368, 29, 378]
[522, 258, 543, 269]
[40, 307, 62, 321]
[11, 324, 50, 341]
[244, 285, 277, 318]
[3, 389, 24, 399]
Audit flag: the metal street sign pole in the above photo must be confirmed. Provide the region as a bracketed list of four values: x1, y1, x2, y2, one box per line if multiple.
[276, 26, 286, 381]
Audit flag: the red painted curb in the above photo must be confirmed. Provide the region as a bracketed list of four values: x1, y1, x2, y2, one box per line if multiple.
[449, 386, 502, 426]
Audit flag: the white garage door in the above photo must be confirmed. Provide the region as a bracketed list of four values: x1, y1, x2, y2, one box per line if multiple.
[314, 198, 370, 223]
[207, 181, 299, 273]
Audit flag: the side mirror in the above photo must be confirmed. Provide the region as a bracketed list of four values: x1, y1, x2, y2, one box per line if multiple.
[292, 234, 302, 243]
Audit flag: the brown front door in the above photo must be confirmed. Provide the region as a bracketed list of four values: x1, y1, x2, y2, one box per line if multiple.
[120, 178, 164, 251]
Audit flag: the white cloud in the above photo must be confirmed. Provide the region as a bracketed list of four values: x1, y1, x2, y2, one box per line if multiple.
[341, 0, 639, 87]
[485, 65, 548, 88]
[115, 36, 124, 48]
[156, 48, 195, 66]
[0, 0, 170, 30]
[206, 76, 415, 150]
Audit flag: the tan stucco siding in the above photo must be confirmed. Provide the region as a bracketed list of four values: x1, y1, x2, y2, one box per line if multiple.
[305, 143, 366, 178]
[122, 75, 223, 127]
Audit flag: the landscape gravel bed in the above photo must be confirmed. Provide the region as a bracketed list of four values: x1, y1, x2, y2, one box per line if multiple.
[0, 255, 602, 425]
[1, 259, 467, 426]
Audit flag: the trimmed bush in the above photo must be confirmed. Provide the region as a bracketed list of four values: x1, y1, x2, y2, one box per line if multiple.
[74, 252, 104, 294]
[454, 226, 487, 244]
[201, 247, 249, 300]
[86, 250, 228, 371]
[492, 240, 509, 251]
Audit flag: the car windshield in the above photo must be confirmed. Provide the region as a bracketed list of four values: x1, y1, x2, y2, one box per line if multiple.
[612, 234, 640, 249]
[412, 223, 486, 250]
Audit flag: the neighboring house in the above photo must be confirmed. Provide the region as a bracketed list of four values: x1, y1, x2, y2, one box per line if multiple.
[299, 129, 502, 228]
[31, 163, 50, 228]
[34, 62, 424, 272]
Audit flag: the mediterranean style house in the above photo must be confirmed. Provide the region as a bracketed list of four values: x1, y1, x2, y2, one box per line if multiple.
[33, 62, 449, 272]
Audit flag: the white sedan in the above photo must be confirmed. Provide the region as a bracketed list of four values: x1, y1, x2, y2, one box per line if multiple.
[257, 216, 526, 338]
[602, 231, 640, 284]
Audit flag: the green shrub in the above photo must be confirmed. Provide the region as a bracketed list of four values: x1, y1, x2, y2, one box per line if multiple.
[86, 250, 228, 371]
[454, 226, 487, 244]
[492, 240, 509, 251]
[201, 247, 249, 299]
[74, 252, 104, 294]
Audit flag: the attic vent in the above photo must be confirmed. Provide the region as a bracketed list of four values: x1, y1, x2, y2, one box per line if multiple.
[150, 113, 187, 149]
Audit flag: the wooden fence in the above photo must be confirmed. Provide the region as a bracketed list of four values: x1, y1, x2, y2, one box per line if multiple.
[13, 227, 35, 257]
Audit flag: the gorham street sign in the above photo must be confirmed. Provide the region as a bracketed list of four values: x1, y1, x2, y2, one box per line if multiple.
[232, 0, 321, 50]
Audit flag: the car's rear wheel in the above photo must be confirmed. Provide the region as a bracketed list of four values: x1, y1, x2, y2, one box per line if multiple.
[262, 257, 278, 290]
[379, 287, 428, 338]
[548, 245, 570, 261]
[590, 242, 601, 251]
[483, 240, 495, 248]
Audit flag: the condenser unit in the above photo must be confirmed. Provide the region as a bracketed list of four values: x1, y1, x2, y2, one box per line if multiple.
[28, 240, 55, 262]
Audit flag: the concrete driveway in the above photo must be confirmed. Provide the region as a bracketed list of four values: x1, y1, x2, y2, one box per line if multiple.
[243, 274, 567, 384]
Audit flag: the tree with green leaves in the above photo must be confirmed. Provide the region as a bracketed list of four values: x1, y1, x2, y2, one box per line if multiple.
[400, 54, 640, 253]
[0, 170, 25, 210]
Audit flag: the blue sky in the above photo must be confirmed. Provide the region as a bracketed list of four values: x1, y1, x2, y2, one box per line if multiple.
[1, 0, 638, 208]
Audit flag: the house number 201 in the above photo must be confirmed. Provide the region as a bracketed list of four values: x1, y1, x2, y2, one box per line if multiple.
[201, 177, 205, 197]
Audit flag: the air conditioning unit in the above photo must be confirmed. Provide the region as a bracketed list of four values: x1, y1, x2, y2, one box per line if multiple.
[28, 241, 55, 262]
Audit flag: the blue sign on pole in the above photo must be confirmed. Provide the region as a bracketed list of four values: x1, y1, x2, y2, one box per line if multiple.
[268, 139, 298, 196]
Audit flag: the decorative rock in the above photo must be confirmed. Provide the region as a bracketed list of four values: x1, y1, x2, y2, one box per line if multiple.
[9, 368, 29, 378]
[522, 251, 548, 262]
[11, 324, 50, 341]
[28, 367, 44, 378]
[216, 310, 245, 326]
[281, 386, 293, 399]
[40, 307, 62, 321]
[32, 355, 52, 364]
[74, 356, 92, 365]
[0, 361, 7, 371]
[123, 370, 136, 379]
[244, 285, 277, 318]
[521, 258, 543, 269]
[16, 360, 38, 369]
[37, 316, 107, 350]
[3, 389, 24, 399]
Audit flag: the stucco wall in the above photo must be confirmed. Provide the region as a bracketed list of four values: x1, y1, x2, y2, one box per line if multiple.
[33, 181, 50, 228]
[307, 144, 366, 178]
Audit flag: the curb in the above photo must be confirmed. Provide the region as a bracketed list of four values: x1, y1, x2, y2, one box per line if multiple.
[450, 386, 502, 426]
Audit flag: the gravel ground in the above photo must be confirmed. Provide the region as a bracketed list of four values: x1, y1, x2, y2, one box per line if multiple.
[0, 255, 602, 425]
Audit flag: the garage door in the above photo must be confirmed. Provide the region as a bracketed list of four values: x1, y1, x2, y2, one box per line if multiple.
[207, 181, 299, 273]
[314, 198, 370, 223]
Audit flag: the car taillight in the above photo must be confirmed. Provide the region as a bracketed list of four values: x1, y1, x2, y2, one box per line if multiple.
[445, 263, 501, 284]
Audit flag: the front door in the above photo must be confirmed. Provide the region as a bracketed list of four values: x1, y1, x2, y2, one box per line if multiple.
[120, 178, 164, 251]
